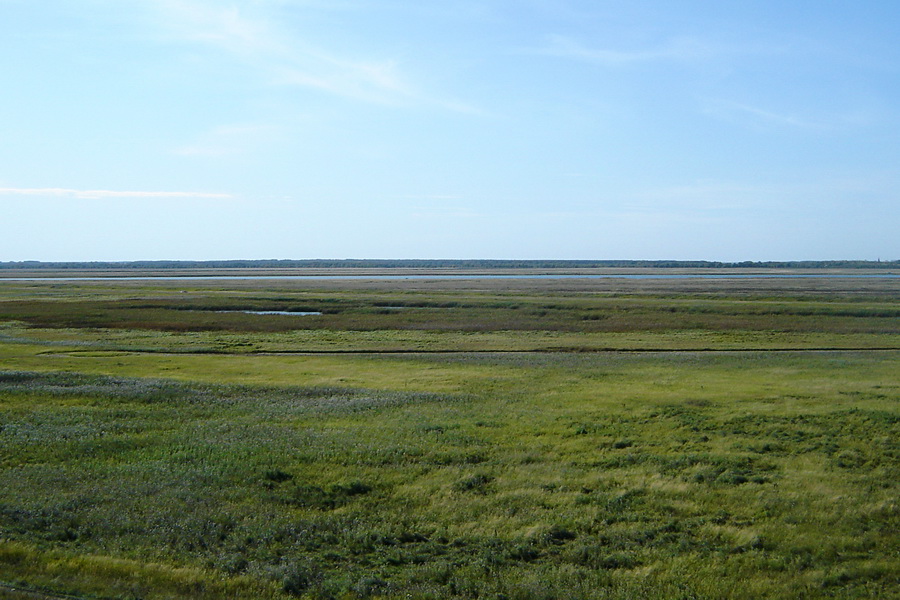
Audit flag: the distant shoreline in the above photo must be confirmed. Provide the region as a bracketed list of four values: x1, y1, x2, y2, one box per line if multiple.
[1, 268, 898, 280]
[0, 258, 897, 278]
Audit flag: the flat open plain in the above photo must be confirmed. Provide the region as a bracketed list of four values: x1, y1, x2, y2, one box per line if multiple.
[0, 270, 897, 599]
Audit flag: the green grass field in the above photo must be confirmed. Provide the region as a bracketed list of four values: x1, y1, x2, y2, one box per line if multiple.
[0, 275, 897, 599]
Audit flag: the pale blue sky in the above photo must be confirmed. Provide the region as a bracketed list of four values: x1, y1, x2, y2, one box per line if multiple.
[1, 0, 898, 261]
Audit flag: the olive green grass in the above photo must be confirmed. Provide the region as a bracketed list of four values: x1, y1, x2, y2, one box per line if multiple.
[0, 278, 897, 599]
[0, 350, 897, 599]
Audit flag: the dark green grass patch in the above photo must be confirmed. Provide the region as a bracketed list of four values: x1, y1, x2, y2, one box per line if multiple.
[2, 291, 898, 335]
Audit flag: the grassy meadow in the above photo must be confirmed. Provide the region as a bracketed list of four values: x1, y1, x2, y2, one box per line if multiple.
[0, 274, 897, 599]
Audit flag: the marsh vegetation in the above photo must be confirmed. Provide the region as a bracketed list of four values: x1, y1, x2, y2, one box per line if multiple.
[0, 273, 896, 599]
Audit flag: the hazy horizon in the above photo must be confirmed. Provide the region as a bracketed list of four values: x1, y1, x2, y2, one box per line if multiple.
[1, 258, 896, 268]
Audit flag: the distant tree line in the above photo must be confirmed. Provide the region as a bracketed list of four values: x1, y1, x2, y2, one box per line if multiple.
[0, 259, 897, 270]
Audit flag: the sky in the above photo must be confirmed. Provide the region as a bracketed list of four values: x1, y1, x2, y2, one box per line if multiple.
[1, 0, 898, 261]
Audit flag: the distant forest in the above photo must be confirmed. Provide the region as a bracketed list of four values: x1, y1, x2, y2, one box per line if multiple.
[1, 259, 897, 270]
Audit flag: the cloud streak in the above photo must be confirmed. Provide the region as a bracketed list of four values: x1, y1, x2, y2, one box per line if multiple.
[0, 188, 233, 200]
[527, 35, 714, 66]
[150, 0, 477, 112]
[526, 32, 803, 69]
[701, 99, 829, 130]
[700, 97, 881, 132]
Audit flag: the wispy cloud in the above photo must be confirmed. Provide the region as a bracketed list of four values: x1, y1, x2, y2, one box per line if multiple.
[525, 32, 802, 69]
[526, 34, 714, 66]
[700, 97, 881, 132]
[150, 0, 477, 112]
[0, 187, 233, 200]
[701, 99, 829, 130]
